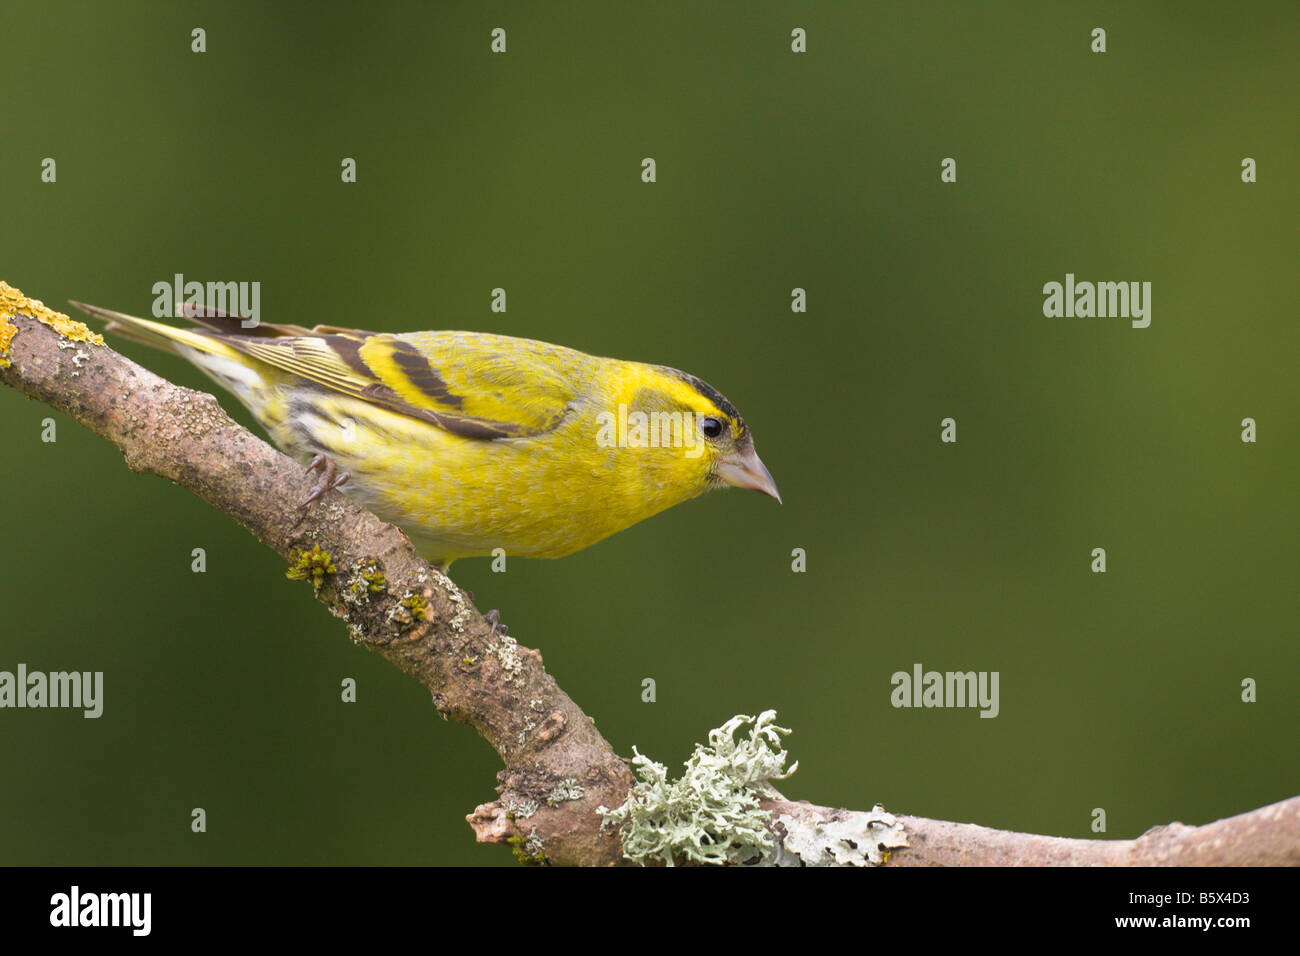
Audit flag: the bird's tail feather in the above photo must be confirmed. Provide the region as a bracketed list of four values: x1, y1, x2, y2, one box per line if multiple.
[69, 301, 235, 357]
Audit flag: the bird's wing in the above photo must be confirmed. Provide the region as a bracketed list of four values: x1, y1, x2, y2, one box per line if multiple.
[84, 303, 581, 439]
[230, 329, 580, 440]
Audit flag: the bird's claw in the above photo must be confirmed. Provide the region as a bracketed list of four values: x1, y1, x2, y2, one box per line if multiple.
[303, 454, 350, 505]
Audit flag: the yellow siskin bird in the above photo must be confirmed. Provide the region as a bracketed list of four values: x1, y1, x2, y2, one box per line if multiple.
[71, 301, 780, 570]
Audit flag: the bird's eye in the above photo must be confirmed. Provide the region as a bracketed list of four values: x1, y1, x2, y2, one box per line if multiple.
[700, 416, 725, 440]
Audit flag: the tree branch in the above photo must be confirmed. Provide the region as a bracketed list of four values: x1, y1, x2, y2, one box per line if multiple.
[2, 283, 1294, 866]
[0, 287, 632, 866]
[765, 796, 1300, 866]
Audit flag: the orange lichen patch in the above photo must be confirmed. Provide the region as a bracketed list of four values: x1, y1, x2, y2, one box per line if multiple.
[0, 314, 13, 369]
[0, 280, 105, 367]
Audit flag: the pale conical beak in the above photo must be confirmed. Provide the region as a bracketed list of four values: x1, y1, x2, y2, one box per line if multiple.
[715, 442, 782, 503]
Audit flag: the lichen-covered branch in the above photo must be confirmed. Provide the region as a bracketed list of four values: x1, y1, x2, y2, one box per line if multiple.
[764, 796, 1300, 867]
[2, 282, 1295, 867]
[0, 284, 634, 866]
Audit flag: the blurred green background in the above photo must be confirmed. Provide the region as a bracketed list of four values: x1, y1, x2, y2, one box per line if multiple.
[1, 1, 1295, 865]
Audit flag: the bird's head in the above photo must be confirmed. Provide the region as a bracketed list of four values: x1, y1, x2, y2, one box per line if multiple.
[605, 364, 781, 505]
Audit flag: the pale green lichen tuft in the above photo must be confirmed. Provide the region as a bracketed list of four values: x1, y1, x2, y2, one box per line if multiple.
[504, 798, 539, 820]
[546, 778, 585, 807]
[597, 710, 798, 866]
[772, 805, 909, 867]
[491, 634, 523, 681]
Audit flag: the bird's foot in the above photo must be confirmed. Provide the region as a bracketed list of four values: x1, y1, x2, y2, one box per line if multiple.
[484, 608, 508, 636]
[303, 454, 350, 505]
[462, 589, 505, 634]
